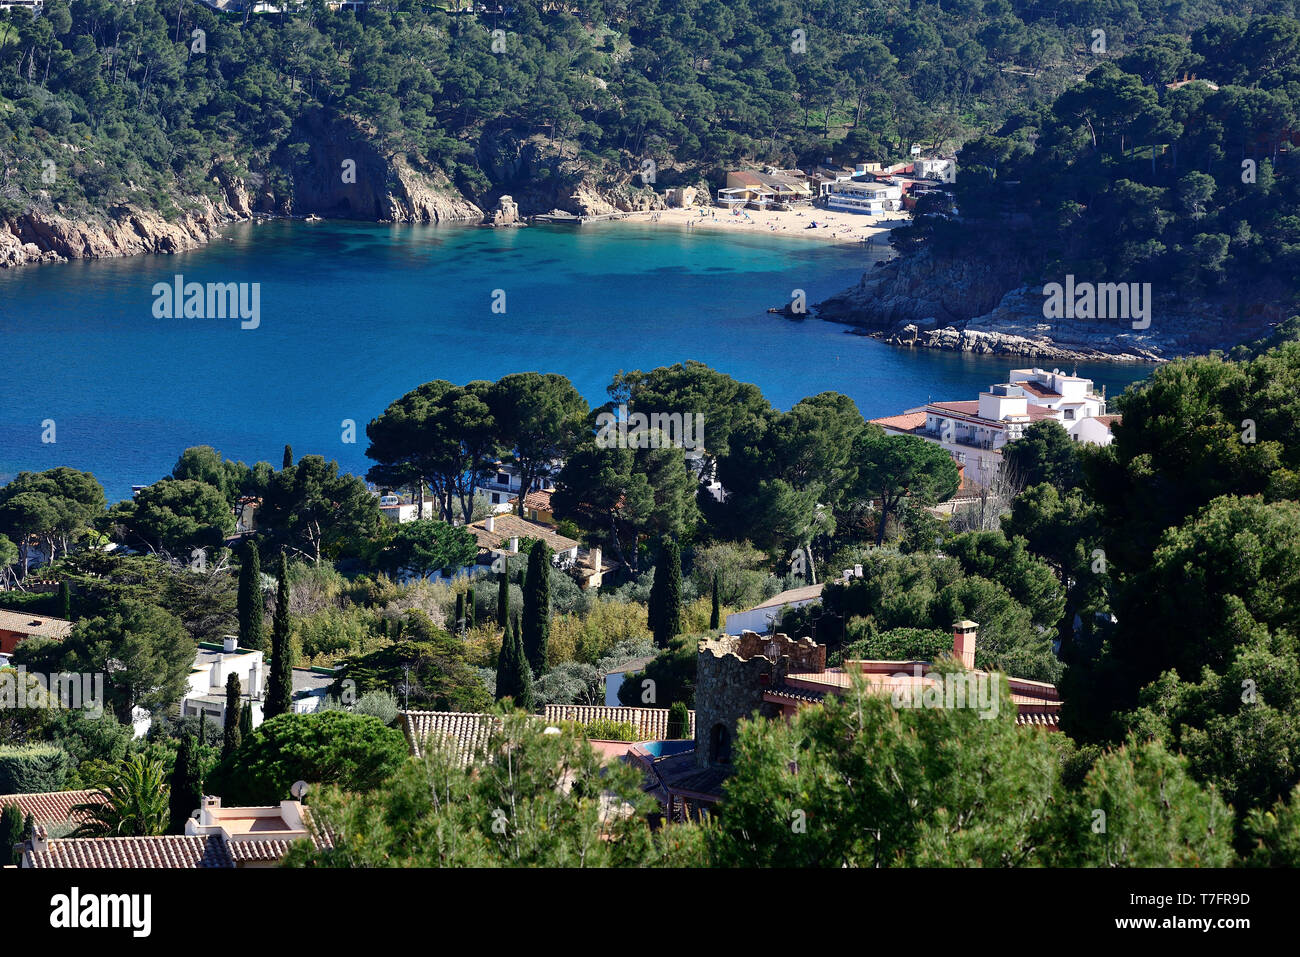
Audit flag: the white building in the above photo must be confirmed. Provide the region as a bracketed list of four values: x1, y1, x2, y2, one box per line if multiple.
[724, 583, 826, 636]
[475, 461, 559, 514]
[914, 157, 957, 182]
[167, 638, 335, 736]
[377, 495, 440, 524]
[825, 180, 903, 215]
[174, 637, 264, 733]
[871, 368, 1117, 486]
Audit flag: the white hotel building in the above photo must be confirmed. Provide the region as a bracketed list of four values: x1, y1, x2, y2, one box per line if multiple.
[824, 180, 903, 214]
[871, 368, 1119, 486]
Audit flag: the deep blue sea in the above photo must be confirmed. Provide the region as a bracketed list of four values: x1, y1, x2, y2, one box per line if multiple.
[0, 220, 1152, 502]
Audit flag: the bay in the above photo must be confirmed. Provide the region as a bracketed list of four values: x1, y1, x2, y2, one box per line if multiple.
[0, 219, 1152, 501]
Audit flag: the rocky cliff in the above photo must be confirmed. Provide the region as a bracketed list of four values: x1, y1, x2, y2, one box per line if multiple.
[286, 111, 482, 223]
[1, 121, 684, 271]
[474, 129, 666, 218]
[817, 248, 1281, 361]
[0, 183, 248, 269]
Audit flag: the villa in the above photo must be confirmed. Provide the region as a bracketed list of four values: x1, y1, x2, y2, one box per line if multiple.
[872, 367, 1119, 485]
[0, 608, 72, 655]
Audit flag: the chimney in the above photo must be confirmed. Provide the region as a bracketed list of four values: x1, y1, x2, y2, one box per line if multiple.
[591, 546, 602, 571]
[248, 658, 261, 698]
[223, 635, 237, 653]
[485, 515, 495, 533]
[509, 537, 519, 553]
[200, 795, 221, 827]
[30, 823, 48, 856]
[953, 620, 978, 669]
[210, 655, 223, 689]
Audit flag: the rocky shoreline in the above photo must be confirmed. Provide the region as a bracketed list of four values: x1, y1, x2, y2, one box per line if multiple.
[814, 248, 1281, 362]
[1, 124, 681, 271]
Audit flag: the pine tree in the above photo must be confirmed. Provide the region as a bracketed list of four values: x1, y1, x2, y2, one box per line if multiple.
[522, 540, 551, 677]
[238, 539, 266, 652]
[282, 444, 294, 469]
[264, 553, 294, 721]
[710, 572, 721, 630]
[455, 592, 465, 634]
[58, 580, 71, 621]
[222, 673, 242, 760]
[239, 703, 254, 741]
[497, 570, 509, 626]
[168, 734, 203, 834]
[649, 537, 683, 648]
[466, 586, 476, 628]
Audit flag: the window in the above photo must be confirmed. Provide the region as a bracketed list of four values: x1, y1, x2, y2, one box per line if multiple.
[496, 472, 510, 485]
[1064, 409, 1075, 420]
[710, 724, 732, 765]
[491, 493, 500, 504]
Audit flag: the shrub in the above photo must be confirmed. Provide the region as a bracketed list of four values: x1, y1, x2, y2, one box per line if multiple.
[207, 711, 408, 806]
[0, 744, 71, 793]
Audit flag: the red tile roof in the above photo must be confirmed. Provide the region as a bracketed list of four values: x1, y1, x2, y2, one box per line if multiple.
[0, 789, 107, 826]
[522, 488, 553, 512]
[0, 609, 73, 640]
[543, 704, 695, 740]
[25, 834, 235, 869]
[870, 411, 928, 432]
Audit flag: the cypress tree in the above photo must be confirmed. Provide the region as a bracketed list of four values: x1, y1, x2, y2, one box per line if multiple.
[455, 592, 465, 634]
[222, 673, 242, 760]
[668, 700, 691, 740]
[238, 539, 266, 652]
[649, 537, 682, 648]
[510, 613, 534, 713]
[264, 553, 294, 720]
[57, 580, 71, 621]
[522, 540, 551, 677]
[282, 444, 294, 469]
[466, 586, 476, 628]
[168, 734, 203, 834]
[497, 570, 510, 627]
[197, 710, 208, 746]
[494, 616, 513, 701]
[239, 703, 254, 741]
[0, 803, 23, 865]
[710, 572, 721, 630]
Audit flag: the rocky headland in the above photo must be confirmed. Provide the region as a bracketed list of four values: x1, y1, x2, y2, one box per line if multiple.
[815, 248, 1284, 361]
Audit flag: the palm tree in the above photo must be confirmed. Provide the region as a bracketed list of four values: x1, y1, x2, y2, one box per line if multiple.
[69, 755, 170, 838]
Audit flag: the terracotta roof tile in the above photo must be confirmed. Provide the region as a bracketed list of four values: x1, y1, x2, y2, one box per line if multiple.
[25, 835, 235, 869]
[0, 608, 73, 641]
[0, 789, 107, 826]
[543, 705, 695, 740]
[400, 711, 501, 762]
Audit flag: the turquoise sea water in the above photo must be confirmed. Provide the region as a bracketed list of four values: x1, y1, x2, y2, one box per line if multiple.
[0, 220, 1152, 501]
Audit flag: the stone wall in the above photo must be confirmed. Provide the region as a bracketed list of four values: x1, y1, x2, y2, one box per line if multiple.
[694, 632, 823, 769]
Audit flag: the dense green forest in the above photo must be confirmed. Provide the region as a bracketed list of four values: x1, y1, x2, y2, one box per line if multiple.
[2, 0, 1292, 222]
[895, 13, 1300, 328]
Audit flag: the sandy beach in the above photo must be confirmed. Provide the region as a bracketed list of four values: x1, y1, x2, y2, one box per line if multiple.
[622, 204, 909, 244]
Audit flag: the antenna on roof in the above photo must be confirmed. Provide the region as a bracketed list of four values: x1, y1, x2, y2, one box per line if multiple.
[291, 781, 309, 800]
